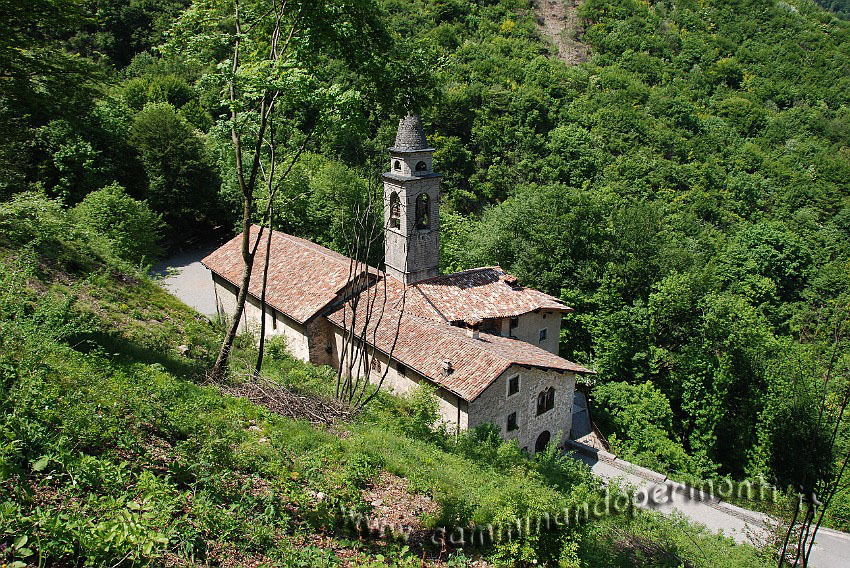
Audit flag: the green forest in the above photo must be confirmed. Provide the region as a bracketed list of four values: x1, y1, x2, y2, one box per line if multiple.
[2, 0, 850, 565]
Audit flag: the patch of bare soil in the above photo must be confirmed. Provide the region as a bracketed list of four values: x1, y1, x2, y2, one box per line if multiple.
[357, 472, 491, 566]
[535, 0, 589, 65]
[360, 471, 440, 541]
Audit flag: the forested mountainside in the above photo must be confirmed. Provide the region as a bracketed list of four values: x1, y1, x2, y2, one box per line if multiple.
[2, 0, 849, 538]
[817, 0, 850, 18]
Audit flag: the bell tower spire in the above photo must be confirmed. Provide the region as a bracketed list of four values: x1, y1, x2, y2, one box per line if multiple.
[383, 114, 441, 285]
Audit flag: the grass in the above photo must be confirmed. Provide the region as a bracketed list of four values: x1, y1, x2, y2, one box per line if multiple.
[0, 200, 777, 566]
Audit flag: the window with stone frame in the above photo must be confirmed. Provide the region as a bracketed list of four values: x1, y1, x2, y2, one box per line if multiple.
[389, 191, 401, 229]
[536, 387, 555, 415]
[507, 374, 520, 397]
[415, 193, 430, 229]
[507, 411, 518, 432]
[539, 328, 547, 343]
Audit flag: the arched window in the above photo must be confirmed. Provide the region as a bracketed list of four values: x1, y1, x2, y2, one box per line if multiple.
[389, 192, 400, 229]
[537, 391, 547, 416]
[394, 160, 401, 171]
[536, 387, 555, 415]
[415, 160, 427, 172]
[415, 193, 430, 229]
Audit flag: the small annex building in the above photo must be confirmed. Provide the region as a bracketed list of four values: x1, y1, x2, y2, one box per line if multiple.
[203, 114, 593, 453]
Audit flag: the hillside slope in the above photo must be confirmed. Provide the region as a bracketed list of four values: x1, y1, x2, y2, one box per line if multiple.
[0, 197, 775, 567]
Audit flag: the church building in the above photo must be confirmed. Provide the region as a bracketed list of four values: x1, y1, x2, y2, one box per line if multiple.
[202, 115, 592, 453]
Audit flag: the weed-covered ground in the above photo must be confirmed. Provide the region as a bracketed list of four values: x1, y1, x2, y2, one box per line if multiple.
[0, 198, 775, 566]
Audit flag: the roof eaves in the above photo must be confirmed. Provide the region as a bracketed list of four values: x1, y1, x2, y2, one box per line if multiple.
[323, 316, 471, 401]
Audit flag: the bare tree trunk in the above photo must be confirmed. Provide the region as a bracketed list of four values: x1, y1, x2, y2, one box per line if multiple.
[255, 204, 274, 377]
[209, 0, 302, 382]
[334, 177, 407, 411]
[777, 304, 849, 566]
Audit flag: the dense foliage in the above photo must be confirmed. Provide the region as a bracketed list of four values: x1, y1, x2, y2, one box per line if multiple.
[1, 0, 849, 545]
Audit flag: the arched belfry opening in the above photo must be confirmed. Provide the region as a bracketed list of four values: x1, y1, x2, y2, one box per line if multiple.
[415, 193, 430, 229]
[389, 191, 401, 229]
[383, 113, 441, 284]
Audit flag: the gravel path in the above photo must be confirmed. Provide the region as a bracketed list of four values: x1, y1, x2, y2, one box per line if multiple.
[151, 243, 221, 318]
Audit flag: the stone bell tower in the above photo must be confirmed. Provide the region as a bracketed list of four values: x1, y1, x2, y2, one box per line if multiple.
[383, 114, 441, 285]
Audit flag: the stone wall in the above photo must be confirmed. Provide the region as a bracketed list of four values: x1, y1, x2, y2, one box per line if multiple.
[383, 174, 441, 285]
[327, 321, 467, 432]
[468, 365, 576, 453]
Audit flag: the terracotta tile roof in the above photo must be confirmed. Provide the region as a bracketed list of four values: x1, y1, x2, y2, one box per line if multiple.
[202, 226, 359, 324]
[325, 291, 592, 402]
[409, 267, 572, 323]
[202, 228, 592, 401]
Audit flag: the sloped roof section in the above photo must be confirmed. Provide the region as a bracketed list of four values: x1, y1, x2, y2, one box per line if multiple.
[325, 292, 592, 401]
[390, 114, 432, 152]
[411, 267, 572, 323]
[202, 226, 357, 324]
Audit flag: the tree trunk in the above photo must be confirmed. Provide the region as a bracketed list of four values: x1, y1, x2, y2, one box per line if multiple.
[255, 206, 274, 377]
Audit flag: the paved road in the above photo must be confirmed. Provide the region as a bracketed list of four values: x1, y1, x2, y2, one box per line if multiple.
[151, 245, 219, 317]
[570, 448, 850, 567]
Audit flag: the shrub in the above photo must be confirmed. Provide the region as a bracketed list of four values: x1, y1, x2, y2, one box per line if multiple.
[71, 183, 163, 265]
[593, 381, 697, 476]
[403, 383, 440, 439]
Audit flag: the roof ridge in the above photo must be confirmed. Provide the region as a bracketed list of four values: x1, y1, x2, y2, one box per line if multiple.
[413, 265, 503, 285]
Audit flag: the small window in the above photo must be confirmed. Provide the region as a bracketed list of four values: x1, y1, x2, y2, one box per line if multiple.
[507, 375, 519, 397]
[394, 160, 401, 171]
[389, 191, 401, 229]
[507, 412, 518, 432]
[271, 310, 277, 330]
[539, 328, 547, 343]
[415, 160, 427, 172]
[396, 362, 407, 377]
[510, 317, 519, 330]
[415, 193, 430, 229]
[371, 357, 381, 372]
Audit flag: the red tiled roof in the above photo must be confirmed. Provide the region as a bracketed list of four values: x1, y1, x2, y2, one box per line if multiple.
[410, 267, 571, 323]
[202, 226, 360, 324]
[325, 291, 592, 401]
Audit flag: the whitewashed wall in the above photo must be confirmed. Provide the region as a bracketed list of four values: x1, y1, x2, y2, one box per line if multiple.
[211, 274, 311, 362]
[327, 322, 468, 432]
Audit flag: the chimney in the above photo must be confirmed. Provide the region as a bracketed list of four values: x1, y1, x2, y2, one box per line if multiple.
[442, 359, 453, 376]
[466, 319, 481, 340]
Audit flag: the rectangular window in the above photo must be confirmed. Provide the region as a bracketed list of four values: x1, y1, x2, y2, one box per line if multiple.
[396, 362, 407, 377]
[507, 375, 519, 397]
[510, 317, 519, 330]
[271, 310, 277, 330]
[507, 412, 518, 432]
[539, 328, 547, 343]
